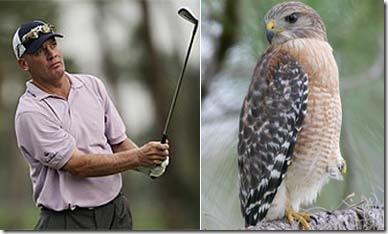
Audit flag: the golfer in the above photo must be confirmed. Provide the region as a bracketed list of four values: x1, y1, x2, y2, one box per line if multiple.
[13, 20, 169, 230]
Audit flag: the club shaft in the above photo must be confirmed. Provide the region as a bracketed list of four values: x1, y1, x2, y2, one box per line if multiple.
[162, 24, 198, 139]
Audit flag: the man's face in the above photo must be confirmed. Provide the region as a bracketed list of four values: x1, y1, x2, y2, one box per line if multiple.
[18, 38, 65, 83]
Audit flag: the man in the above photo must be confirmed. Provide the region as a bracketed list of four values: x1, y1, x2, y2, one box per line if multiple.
[13, 20, 169, 230]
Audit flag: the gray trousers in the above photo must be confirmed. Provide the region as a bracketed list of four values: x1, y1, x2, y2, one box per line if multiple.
[35, 193, 132, 230]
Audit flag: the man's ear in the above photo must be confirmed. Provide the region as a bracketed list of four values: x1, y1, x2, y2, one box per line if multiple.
[17, 58, 29, 71]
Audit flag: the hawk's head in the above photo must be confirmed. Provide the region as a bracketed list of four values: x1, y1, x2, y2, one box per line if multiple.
[264, 1, 327, 45]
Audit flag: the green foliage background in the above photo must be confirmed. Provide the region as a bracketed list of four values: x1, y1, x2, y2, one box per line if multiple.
[201, 0, 384, 229]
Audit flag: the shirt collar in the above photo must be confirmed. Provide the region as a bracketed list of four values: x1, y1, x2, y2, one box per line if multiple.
[26, 72, 84, 100]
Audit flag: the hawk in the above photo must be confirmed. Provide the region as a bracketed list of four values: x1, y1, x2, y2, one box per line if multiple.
[237, 1, 347, 230]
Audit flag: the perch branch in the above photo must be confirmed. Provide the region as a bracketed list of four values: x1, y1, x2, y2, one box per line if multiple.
[245, 203, 384, 230]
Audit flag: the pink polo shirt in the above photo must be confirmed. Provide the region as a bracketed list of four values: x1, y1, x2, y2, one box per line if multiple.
[15, 72, 127, 211]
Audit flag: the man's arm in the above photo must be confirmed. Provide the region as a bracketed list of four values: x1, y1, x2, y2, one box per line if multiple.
[62, 141, 169, 177]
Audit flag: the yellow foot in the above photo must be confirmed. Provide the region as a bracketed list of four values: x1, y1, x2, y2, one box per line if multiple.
[286, 208, 312, 230]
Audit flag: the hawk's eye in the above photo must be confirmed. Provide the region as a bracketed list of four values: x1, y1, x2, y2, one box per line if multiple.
[285, 13, 298, 23]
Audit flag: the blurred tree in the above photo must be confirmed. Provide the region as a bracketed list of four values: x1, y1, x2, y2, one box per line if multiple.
[201, 0, 240, 99]
[126, 0, 200, 229]
[94, 1, 121, 100]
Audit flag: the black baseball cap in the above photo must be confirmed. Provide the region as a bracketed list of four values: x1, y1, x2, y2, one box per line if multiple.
[12, 20, 63, 59]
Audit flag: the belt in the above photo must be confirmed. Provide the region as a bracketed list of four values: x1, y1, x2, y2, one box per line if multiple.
[40, 192, 122, 212]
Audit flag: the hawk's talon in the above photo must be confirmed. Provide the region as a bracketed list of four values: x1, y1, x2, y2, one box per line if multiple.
[286, 207, 313, 230]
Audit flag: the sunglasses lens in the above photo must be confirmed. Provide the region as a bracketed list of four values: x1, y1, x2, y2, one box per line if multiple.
[21, 24, 55, 45]
[42, 24, 50, 33]
[32, 31, 39, 38]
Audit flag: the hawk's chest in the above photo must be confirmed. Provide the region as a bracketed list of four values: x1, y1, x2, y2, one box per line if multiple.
[281, 39, 339, 91]
[281, 39, 342, 166]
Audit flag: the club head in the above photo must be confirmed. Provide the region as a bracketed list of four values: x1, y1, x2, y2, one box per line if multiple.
[178, 8, 198, 25]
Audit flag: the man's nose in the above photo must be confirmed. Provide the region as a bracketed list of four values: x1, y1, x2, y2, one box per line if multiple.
[46, 48, 56, 60]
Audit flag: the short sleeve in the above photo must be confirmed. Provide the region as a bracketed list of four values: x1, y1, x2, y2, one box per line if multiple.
[15, 112, 76, 169]
[94, 78, 127, 145]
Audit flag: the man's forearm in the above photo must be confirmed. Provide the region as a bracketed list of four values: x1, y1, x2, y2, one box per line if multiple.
[62, 140, 169, 177]
[63, 149, 141, 177]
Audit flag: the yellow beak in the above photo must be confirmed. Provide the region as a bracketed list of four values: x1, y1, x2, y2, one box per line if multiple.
[266, 20, 276, 30]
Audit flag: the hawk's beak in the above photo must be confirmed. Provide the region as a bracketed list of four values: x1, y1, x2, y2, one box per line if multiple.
[266, 20, 283, 44]
[266, 30, 275, 44]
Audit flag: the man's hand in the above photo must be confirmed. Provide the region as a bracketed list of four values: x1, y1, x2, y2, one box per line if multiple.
[135, 141, 169, 167]
[134, 140, 170, 178]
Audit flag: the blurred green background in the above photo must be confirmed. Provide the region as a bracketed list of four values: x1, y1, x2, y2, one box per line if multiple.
[0, 0, 199, 230]
[201, 0, 384, 230]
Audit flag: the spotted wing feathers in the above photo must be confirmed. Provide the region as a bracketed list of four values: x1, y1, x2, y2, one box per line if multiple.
[237, 48, 308, 226]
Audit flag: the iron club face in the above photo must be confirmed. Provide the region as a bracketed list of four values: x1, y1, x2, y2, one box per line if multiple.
[178, 8, 198, 25]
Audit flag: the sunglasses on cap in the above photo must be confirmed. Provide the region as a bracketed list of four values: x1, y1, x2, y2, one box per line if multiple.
[21, 23, 55, 45]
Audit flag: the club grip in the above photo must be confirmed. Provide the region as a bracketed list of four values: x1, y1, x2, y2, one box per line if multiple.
[161, 134, 168, 144]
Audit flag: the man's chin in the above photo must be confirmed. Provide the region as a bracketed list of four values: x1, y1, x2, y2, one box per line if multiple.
[51, 67, 65, 79]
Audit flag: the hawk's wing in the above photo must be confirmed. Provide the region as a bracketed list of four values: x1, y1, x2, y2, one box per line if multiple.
[237, 47, 308, 226]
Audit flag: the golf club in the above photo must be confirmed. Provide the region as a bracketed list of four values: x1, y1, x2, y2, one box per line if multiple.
[154, 8, 198, 178]
[137, 8, 198, 179]
[161, 8, 198, 144]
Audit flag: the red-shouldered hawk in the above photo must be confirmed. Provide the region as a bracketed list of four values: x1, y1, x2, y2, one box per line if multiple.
[237, 1, 347, 230]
